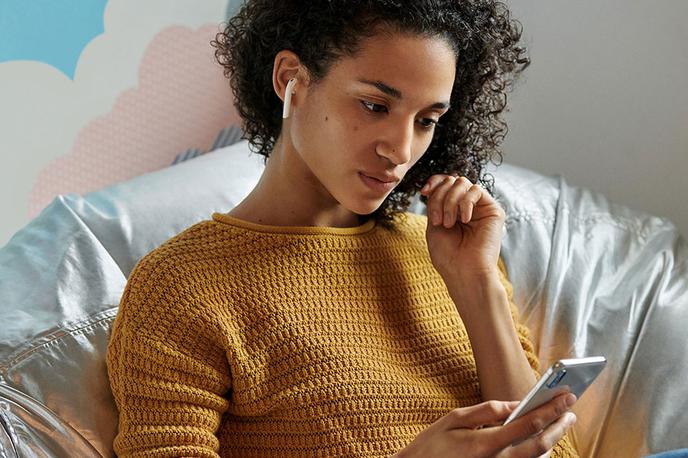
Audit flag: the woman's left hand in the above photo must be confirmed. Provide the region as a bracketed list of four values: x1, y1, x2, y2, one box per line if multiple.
[420, 174, 506, 282]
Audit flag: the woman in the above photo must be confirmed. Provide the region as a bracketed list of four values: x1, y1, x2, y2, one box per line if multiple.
[106, 0, 579, 456]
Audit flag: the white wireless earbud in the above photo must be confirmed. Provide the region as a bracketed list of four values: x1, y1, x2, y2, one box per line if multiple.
[282, 78, 297, 119]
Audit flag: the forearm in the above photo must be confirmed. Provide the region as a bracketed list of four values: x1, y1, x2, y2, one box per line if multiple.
[445, 272, 536, 402]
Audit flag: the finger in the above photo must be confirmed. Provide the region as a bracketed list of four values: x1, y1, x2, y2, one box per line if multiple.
[487, 393, 576, 451]
[445, 400, 520, 430]
[441, 177, 473, 228]
[509, 412, 576, 457]
[420, 174, 452, 196]
[458, 184, 484, 224]
[470, 198, 506, 223]
[426, 176, 456, 226]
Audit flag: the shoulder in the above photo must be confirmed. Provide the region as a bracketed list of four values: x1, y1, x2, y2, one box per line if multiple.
[129, 218, 253, 281]
[399, 211, 428, 228]
[387, 213, 512, 285]
[117, 219, 249, 325]
[383, 211, 428, 239]
[126, 220, 220, 285]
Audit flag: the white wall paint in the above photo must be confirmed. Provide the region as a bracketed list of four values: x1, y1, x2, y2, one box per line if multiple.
[502, 0, 688, 237]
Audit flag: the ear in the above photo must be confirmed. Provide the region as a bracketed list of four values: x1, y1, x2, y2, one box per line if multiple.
[272, 50, 308, 105]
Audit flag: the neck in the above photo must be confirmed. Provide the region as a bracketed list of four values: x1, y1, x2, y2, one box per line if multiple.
[228, 138, 364, 228]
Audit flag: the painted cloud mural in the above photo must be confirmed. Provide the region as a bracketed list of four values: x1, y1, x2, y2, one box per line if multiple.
[0, 0, 108, 80]
[0, 0, 238, 244]
[29, 24, 239, 217]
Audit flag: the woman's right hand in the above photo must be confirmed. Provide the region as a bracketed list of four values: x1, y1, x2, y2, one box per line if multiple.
[393, 393, 577, 458]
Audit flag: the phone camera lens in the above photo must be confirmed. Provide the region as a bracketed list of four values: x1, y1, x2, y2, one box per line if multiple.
[547, 369, 567, 388]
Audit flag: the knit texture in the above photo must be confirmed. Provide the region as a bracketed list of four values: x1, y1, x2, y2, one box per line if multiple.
[106, 212, 578, 457]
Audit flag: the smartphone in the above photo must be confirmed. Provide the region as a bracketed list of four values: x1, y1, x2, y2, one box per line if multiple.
[503, 356, 607, 425]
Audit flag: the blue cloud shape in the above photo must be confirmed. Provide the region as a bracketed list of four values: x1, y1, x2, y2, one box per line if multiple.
[0, 0, 108, 80]
[225, 0, 243, 21]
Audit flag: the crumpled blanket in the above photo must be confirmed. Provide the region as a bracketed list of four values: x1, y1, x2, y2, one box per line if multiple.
[1, 141, 686, 457]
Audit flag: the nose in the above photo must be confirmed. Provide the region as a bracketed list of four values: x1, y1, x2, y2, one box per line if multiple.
[376, 118, 414, 166]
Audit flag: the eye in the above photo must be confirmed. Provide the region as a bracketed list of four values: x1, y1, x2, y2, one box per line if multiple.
[360, 100, 387, 113]
[418, 118, 438, 129]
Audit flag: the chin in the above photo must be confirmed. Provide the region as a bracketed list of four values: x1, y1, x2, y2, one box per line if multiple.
[345, 196, 388, 217]
[334, 181, 393, 216]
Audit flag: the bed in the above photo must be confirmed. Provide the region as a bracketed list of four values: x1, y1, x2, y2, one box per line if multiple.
[1, 140, 686, 457]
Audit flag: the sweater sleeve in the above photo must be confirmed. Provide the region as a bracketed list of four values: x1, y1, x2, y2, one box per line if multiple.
[496, 257, 579, 458]
[106, 256, 231, 457]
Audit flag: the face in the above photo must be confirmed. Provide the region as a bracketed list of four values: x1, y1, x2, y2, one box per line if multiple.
[288, 30, 457, 216]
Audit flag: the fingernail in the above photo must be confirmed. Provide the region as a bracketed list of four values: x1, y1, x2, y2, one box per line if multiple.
[566, 412, 577, 426]
[432, 211, 441, 225]
[565, 394, 577, 407]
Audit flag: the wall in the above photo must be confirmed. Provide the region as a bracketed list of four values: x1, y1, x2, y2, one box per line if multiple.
[2, 1, 687, 246]
[502, 0, 688, 237]
[0, 0, 240, 247]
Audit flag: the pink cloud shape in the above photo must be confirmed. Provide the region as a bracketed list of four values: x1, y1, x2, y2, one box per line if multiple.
[30, 24, 241, 217]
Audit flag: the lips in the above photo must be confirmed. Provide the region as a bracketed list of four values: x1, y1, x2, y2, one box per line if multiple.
[358, 172, 399, 193]
[360, 172, 400, 183]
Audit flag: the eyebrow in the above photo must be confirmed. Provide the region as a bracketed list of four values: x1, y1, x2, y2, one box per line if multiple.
[356, 78, 451, 110]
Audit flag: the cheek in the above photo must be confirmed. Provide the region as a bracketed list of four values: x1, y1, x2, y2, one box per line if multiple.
[331, 116, 367, 154]
[416, 135, 437, 160]
[311, 103, 371, 168]
[408, 141, 430, 169]
[295, 109, 334, 152]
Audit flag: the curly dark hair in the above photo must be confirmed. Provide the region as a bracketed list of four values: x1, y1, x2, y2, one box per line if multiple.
[211, 0, 530, 225]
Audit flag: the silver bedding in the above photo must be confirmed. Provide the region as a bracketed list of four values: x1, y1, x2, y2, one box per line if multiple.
[1, 141, 686, 457]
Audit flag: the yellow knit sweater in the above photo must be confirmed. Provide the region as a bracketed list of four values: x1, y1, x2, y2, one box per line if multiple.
[106, 212, 578, 457]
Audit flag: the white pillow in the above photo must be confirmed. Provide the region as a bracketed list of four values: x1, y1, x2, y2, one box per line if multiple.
[80, 139, 265, 276]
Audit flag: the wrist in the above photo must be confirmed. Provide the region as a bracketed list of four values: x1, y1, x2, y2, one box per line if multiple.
[442, 270, 503, 303]
[437, 265, 500, 287]
[443, 271, 511, 323]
